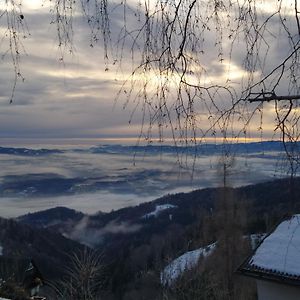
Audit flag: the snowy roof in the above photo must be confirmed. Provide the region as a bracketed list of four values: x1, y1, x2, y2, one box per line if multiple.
[238, 215, 300, 286]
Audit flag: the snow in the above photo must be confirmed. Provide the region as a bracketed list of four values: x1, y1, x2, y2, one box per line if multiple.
[250, 215, 300, 276]
[143, 204, 177, 218]
[161, 242, 216, 285]
[160, 232, 266, 286]
[249, 233, 266, 249]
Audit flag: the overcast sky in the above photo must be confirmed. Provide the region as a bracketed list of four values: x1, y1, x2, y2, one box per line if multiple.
[0, 1, 297, 143]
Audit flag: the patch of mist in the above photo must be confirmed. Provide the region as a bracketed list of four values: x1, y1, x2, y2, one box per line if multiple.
[65, 216, 142, 247]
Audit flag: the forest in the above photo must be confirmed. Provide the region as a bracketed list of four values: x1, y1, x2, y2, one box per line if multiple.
[0, 177, 299, 299]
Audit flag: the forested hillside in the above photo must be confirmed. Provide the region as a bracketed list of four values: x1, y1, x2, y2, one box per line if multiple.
[3, 177, 300, 299]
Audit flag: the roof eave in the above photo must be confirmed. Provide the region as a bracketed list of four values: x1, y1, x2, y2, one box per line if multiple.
[237, 266, 300, 287]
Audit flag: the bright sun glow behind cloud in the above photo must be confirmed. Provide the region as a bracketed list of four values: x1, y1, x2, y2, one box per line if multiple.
[256, 0, 295, 15]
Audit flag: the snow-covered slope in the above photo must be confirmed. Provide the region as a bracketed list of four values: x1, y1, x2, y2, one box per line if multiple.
[161, 242, 216, 285]
[160, 233, 265, 286]
[143, 204, 177, 218]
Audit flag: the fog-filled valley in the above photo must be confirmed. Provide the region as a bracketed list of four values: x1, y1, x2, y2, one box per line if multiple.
[0, 141, 290, 217]
[1, 141, 300, 299]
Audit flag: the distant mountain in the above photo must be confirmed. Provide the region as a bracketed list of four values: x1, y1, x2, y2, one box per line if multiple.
[0, 147, 63, 156]
[0, 141, 298, 158]
[17, 206, 85, 228]
[0, 170, 171, 197]
[0, 173, 84, 197]
[85, 140, 295, 156]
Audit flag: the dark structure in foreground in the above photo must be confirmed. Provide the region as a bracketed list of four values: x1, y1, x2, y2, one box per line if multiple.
[0, 257, 45, 299]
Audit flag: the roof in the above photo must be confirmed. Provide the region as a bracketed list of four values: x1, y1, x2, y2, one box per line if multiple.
[237, 215, 300, 286]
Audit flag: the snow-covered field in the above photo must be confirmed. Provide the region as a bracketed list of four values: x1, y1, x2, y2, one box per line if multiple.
[161, 243, 216, 285]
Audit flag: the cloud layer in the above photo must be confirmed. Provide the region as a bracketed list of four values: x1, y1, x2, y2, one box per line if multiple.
[0, 142, 288, 217]
[0, 1, 298, 140]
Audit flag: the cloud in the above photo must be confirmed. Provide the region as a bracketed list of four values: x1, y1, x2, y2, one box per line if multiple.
[0, 1, 297, 141]
[66, 216, 142, 247]
[0, 5, 135, 139]
[0, 142, 287, 218]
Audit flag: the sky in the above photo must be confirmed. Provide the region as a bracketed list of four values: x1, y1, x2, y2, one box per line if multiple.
[0, 1, 136, 141]
[0, 0, 298, 143]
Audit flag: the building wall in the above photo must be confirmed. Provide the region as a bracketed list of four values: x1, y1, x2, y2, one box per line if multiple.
[257, 280, 300, 300]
